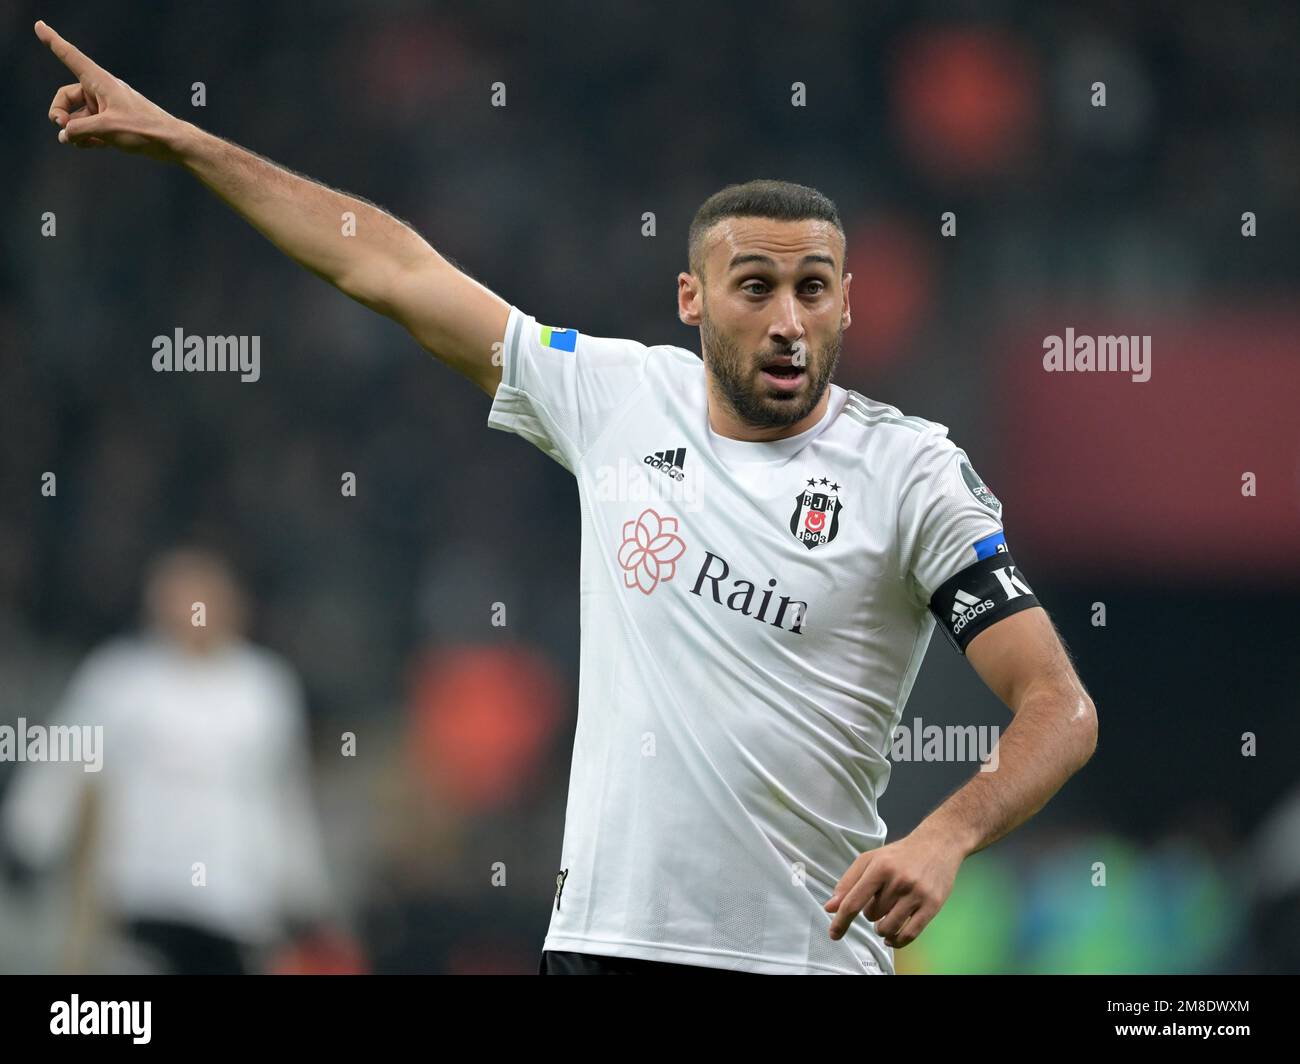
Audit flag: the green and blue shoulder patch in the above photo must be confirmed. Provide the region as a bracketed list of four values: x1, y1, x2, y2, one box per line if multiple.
[539, 324, 578, 351]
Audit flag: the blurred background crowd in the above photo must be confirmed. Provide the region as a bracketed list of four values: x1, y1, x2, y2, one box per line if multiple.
[0, 0, 1297, 973]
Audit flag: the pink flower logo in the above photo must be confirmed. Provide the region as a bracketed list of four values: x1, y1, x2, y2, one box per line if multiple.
[617, 508, 686, 595]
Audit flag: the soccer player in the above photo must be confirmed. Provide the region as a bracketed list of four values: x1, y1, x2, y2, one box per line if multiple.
[35, 20, 1098, 975]
[1, 547, 339, 974]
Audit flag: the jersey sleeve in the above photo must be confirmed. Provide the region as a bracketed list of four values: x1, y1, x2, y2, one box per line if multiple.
[486, 305, 651, 474]
[898, 430, 1039, 652]
[265, 663, 335, 928]
[0, 646, 119, 873]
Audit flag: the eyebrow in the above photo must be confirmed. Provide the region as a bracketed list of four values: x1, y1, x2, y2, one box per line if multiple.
[727, 253, 837, 272]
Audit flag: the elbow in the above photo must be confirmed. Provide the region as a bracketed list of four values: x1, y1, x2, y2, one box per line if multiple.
[341, 238, 445, 322]
[1014, 675, 1098, 772]
[1071, 693, 1099, 771]
[336, 259, 401, 317]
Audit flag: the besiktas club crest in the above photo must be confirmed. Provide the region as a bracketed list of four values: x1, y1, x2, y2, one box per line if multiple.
[790, 478, 842, 550]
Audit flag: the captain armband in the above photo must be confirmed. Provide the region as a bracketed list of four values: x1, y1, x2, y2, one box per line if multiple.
[928, 547, 1041, 654]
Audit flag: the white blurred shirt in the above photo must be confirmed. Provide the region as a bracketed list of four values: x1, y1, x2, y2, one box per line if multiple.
[2, 635, 332, 944]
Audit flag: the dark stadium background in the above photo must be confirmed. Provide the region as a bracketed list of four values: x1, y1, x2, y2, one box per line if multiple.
[1, 1, 1297, 973]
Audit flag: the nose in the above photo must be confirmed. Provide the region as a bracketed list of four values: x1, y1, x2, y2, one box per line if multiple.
[769, 292, 806, 351]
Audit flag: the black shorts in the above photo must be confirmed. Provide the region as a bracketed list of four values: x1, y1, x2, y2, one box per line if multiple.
[539, 950, 760, 975]
[122, 917, 250, 975]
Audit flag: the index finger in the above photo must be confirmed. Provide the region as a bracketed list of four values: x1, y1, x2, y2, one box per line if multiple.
[34, 20, 102, 80]
[828, 861, 890, 938]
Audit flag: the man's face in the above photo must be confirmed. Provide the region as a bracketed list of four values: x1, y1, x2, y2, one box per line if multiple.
[681, 217, 851, 431]
[145, 553, 244, 653]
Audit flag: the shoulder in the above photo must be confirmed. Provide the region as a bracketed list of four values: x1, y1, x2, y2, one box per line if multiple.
[645, 342, 703, 378]
[836, 389, 952, 465]
[53, 636, 152, 723]
[233, 645, 311, 738]
[76, 635, 152, 678]
[509, 305, 701, 380]
[830, 391, 1001, 519]
[235, 642, 301, 691]
[838, 389, 948, 436]
[655, 342, 703, 367]
[630, 340, 703, 405]
[508, 305, 652, 360]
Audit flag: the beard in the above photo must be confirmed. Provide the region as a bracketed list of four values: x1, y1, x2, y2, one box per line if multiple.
[700, 307, 842, 430]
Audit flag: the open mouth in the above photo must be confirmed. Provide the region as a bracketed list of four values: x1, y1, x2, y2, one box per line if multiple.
[760, 362, 806, 391]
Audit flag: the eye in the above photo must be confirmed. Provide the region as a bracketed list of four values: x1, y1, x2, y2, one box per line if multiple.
[803, 279, 827, 295]
[741, 280, 769, 296]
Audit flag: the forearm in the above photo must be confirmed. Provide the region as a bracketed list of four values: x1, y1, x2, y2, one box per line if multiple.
[35, 15, 507, 391]
[915, 686, 1097, 857]
[169, 120, 433, 311]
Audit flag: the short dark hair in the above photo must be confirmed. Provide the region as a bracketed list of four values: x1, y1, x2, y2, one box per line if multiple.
[688, 179, 845, 280]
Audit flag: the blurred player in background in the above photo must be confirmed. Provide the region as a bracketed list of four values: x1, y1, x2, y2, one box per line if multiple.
[32, 21, 1098, 974]
[1, 546, 351, 974]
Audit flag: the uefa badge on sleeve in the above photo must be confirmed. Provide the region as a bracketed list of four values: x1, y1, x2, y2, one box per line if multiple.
[790, 478, 842, 550]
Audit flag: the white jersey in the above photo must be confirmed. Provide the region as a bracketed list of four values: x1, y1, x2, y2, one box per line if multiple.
[2, 636, 333, 944]
[488, 306, 1009, 974]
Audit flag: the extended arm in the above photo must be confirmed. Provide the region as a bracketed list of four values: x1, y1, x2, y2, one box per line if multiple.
[35, 20, 508, 395]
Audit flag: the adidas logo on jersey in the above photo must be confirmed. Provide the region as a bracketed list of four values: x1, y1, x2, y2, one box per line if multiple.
[950, 588, 995, 635]
[643, 446, 687, 481]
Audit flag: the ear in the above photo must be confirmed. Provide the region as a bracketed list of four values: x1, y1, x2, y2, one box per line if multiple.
[840, 271, 852, 330]
[677, 271, 703, 327]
